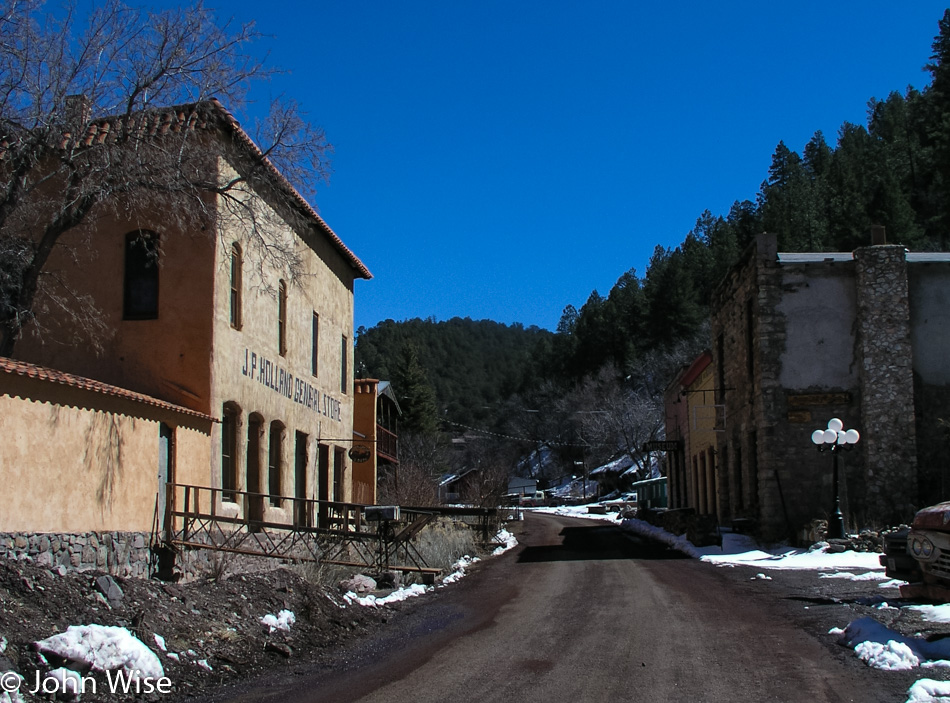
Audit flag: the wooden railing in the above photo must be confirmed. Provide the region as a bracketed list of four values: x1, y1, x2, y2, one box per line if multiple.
[156, 483, 502, 577]
[376, 424, 398, 462]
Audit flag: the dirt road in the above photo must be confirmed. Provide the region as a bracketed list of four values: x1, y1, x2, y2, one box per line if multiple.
[213, 512, 917, 703]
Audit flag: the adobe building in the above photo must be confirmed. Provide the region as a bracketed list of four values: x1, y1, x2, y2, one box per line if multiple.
[0, 358, 213, 576]
[708, 229, 950, 540]
[665, 350, 719, 520]
[1, 100, 372, 567]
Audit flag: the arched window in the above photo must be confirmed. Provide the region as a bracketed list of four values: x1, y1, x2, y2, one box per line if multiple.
[123, 230, 160, 319]
[221, 403, 241, 502]
[230, 243, 243, 329]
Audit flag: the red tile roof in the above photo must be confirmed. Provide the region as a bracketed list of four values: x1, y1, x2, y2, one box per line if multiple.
[0, 356, 213, 421]
[72, 99, 372, 280]
[679, 349, 713, 388]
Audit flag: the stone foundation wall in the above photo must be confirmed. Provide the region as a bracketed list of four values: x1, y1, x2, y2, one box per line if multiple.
[0, 530, 314, 582]
[0, 531, 152, 578]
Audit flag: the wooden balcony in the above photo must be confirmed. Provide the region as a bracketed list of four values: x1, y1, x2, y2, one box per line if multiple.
[377, 424, 398, 463]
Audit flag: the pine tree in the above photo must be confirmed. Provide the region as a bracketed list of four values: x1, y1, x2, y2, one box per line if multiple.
[924, 9, 950, 244]
[392, 343, 441, 436]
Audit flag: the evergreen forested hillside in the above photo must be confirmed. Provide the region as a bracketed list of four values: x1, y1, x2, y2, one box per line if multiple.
[354, 317, 552, 427]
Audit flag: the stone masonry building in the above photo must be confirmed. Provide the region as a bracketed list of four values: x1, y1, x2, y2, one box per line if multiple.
[706, 230, 950, 540]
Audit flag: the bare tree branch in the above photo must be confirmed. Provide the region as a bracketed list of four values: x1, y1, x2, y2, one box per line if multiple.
[0, 0, 334, 357]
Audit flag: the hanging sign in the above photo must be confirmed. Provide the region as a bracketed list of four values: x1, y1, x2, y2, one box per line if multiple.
[349, 445, 372, 463]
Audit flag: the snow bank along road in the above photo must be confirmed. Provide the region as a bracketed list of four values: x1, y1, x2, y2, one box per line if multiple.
[217, 512, 900, 703]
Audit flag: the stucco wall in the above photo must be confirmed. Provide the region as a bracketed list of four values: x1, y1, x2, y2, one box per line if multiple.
[908, 262, 950, 508]
[208, 159, 358, 517]
[909, 263, 950, 386]
[17, 211, 216, 416]
[0, 373, 211, 533]
[777, 267, 858, 390]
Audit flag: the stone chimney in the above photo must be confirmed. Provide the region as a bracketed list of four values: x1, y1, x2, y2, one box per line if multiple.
[870, 224, 887, 246]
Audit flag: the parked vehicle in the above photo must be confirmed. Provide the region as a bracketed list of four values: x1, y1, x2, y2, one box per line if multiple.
[519, 491, 547, 507]
[879, 526, 919, 581]
[891, 501, 950, 601]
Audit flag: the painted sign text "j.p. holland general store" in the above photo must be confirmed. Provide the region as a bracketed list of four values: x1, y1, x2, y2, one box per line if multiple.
[240, 349, 342, 422]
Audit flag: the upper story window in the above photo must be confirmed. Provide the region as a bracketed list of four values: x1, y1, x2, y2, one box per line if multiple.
[278, 280, 288, 356]
[341, 334, 348, 394]
[230, 243, 243, 329]
[318, 312, 320, 376]
[123, 230, 159, 320]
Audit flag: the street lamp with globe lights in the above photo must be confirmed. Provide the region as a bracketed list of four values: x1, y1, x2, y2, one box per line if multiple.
[811, 418, 860, 540]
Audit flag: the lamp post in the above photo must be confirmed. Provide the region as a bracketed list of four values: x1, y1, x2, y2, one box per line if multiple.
[810, 418, 860, 540]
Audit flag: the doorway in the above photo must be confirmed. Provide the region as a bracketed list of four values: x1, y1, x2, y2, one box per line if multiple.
[246, 415, 264, 527]
[294, 431, 309, 527]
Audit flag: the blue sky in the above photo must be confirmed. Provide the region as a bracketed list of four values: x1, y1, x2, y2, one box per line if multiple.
[198, 2, 948, 331]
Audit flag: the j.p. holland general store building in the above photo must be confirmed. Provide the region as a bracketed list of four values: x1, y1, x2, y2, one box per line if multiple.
[0, 100, 373, 575]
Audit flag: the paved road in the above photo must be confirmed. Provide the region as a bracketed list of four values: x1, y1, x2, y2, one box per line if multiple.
[227, 512, 900, 703]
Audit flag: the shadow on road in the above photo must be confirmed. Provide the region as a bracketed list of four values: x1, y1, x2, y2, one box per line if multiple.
[517, 525, 688, 563]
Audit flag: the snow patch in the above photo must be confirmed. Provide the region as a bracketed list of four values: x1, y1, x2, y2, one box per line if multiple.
[906, 604, 950, 624]
[442, 556, 479, 585]
[906, 678, 950, 702]
[344, 583, 432, 608]
[619, 518, 701, 558]
[836, 617, 950, 670]
[44, 668, 84, 698]
[492, 529, 518, 556]
[34, 624, 164, 680]
[261, 609, 296, 633]
[854, 640, 919, 671]
[819, 571, 889, 581]
[880, 578, 910, 589]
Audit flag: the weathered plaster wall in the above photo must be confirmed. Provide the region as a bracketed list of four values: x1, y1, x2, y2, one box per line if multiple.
[0, 374, 211, 533]
[909, 263, 950, 386]
[909, 262, 950, 507]
[777, 268, 858, 390]
[18, 210, 216, 416]
[208, 160, 358, 519]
